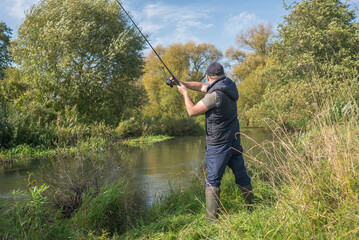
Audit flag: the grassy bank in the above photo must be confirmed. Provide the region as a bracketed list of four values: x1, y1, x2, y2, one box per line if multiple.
[1, 99, 204, 163]
[120, 135, 174, 147]
[120, 102, 359, 239]
[1, 104, 358, 239]
[0, 134, 175, 164]
[0, 144, 56, 163]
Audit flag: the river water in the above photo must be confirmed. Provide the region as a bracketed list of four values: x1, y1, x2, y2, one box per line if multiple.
[0, 128, 271, 204]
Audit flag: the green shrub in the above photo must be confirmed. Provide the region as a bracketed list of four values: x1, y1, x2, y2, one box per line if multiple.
[0, 184, 60, 239]
[139, 117, 204, 137]
[115, 116, 204, 139]
[115, 118, 143, 139]
[90, 122, 114, 140]
[73, 182, 141, 235]
[54, 106, 92, 146]
[0, 115, 12, 148]
[7, 102, 57, 147]
[164, 118, 204, 136]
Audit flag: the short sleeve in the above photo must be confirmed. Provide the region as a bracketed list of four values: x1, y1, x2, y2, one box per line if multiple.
[200, 92, 220, 110]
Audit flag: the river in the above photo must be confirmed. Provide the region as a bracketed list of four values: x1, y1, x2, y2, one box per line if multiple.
[0, 128, 271, 204]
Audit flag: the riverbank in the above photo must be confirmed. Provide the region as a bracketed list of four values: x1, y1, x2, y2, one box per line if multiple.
[119, 135, 174, 146]
[0, 135, 176, 164]
[119, 108, 359, 239]
[1, 106, 358, 239]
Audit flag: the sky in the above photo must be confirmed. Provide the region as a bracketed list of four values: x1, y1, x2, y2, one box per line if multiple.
[0, 0, 289, 53]
[0, 0, 358, 55]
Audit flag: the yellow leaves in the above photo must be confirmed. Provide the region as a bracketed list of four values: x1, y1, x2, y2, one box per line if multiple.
[142, 41, 222, 119]
[227, 23, 275, 124]
[228, 23, 272, 82]
[225, 46, 245, 62]
[235, 22, 272, 55]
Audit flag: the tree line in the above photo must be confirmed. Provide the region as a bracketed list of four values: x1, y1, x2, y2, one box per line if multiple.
[1, 0, 358, 148]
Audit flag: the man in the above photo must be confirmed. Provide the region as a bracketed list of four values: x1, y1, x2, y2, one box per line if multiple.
[174, 62, 254, 221]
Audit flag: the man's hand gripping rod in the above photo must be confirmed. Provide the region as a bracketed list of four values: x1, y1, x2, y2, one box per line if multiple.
[115, 0, 180, 87]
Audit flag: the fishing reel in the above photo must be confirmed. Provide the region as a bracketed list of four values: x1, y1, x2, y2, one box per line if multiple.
[166, 77, 180, 88]
[166, 78, 175, 88]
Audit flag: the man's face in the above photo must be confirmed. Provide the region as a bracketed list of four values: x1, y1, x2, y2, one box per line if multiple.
[206, 74, 212, 84]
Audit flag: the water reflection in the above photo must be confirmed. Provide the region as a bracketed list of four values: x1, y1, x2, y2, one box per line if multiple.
[127, 136, 206, 205]
[0, 128, 272, 204]
[0, 158, 42, 198]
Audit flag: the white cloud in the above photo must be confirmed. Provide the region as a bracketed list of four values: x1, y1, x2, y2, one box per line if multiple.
[139, 21, 165, 34]
[3, 0, 37, 19]
[224, 12, 260, 37]
[132, 2, 214, 47]
[142, 3, 173, 20]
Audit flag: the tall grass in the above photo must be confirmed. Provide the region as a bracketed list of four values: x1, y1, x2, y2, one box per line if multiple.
[0, 184, 67, 239]
[1, 99, 358, 239]
[119, 98, 359, 239]
[0, 182, 138, 239]
[256, 100, 359, 238]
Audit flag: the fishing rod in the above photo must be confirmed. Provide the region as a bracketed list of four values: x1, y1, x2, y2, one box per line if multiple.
[115, 0, 180, 87]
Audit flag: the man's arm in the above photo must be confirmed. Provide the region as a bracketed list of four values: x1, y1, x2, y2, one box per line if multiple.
[171, 77, 208, 93]
[177, 84, 209, 116]
[181, 81, 208, 93]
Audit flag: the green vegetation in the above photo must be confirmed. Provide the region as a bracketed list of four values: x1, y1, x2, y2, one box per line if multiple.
[120, 135, 174, 146]
[0, 144, 55, 163]
[11, 0, 145, 125]
[228, 0, 359, 129]
[1, 104, 358, 238]
[226, 23, 273, 126]
[0, 21, 11, 79]
[1, 0, 147, 149]
[1, 0, 359, 239]
[142, 42, 222, 120]
[0, 181, 140, 239]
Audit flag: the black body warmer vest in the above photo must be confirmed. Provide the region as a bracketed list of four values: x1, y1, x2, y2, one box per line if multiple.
[205, 76, 240, 145]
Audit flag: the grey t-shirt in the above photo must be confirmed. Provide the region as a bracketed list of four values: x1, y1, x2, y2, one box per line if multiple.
[200, 92, 220, 110]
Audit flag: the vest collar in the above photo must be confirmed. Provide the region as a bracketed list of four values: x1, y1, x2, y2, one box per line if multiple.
[207, 76, 227, 93]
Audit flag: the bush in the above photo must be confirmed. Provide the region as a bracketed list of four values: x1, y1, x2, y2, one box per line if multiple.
[73, 182, 141, 235]
[54, 106, 91, 146]
[7, 102, 57, 147]
[0, 99, 14, 148]
[0, 185, 63, 239]
[115, 116, 205, 139]
[161, 118, 204, 136]
[0, 115, 12, 148]
[115, 118, 143, 139]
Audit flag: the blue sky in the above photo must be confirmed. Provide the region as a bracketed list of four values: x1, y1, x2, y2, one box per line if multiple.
[1, 0, 358, 54]
[0, 0, 288, 53]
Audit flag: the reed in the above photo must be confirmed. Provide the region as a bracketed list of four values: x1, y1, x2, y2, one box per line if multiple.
[1, 99, 358, 239]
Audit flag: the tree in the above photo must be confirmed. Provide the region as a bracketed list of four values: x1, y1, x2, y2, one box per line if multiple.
[226, 23, 273, 125]
[142, 41, 222, 120]
[260, 0, 359, 129]
[0, 22, 13, 147]
[0, 22, 12, 79]
[11, 0, 146, 124]
[274, 0, 359, 83]
[226, 23, 272, 82]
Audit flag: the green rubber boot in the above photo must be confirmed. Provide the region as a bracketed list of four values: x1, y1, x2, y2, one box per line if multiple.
[239, 184, 254, 213]
[205, 186, 220, 222]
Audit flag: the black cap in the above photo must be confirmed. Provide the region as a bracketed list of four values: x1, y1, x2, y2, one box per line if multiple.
[206, 62, 224, 76]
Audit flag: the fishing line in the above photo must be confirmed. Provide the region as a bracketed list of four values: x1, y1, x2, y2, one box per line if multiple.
[115, 0, 180, 86]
